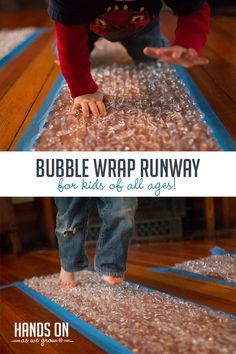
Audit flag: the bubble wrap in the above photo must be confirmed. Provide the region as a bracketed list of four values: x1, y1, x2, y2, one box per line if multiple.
[34, 39, 220, 151]
[25, 271, 236, 353]
[0, 28, 36, 60]
[174, 255, 236, 283]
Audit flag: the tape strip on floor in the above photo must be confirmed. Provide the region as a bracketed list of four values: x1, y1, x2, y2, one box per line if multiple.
[0, 29, 45, 69]
[148, 247, 236, 287]
[148, 267, 236, 287]
[1, 276, 235, 354]
[174, 65, 236, 151]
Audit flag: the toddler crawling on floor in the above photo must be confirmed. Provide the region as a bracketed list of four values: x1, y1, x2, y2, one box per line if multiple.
[49, 0, 210, 116]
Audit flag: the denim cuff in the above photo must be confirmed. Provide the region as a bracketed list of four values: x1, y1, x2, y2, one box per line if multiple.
[61, 263, 89, 273]
[95, 266, 125, 277]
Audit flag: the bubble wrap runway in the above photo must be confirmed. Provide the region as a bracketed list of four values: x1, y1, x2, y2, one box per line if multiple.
[174, 255, 236, 283]
[34, 40, 220, 151]
[0, 28, 36, 60]
[25, 271, 236, 354]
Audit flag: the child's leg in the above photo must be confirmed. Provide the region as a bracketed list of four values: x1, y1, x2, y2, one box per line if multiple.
[54, 197, 92, 286]
[121, 19, 167, 62]
[95, 197, 138, 285]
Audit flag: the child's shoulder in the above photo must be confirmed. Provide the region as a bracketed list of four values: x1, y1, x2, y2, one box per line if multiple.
[48, 0, 93, 24]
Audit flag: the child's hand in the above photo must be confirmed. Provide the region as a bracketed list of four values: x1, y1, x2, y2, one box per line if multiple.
[72, 91, 109, 117]
[144, 46, 209, 68]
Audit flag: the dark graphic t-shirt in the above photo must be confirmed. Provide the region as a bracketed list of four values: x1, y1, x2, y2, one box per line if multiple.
[49, 0, 210, 98]
[49, 0, 206, 40]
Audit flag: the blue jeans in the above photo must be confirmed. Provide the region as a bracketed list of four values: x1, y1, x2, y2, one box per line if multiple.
[54, 197, 137, 276]
[88, 19, 167, 61]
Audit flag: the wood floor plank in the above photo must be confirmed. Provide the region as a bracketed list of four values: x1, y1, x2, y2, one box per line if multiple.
[0, 10, 51, 29]
[125, 263, 236, 314]
[1, 239, 236, 353]
[10, 65, 60, 150]
[188, 66, 236, 140]
[1, 239, 235, 312]
[131, 239, 236, 256]
[0, 287, 105, 354]
[0, 32, 56, 150]
[201, 47, 236, 102]
[161, 12, 236, 141]
[128, 249, 187, 266]
[206, 19, 236, 67]
[210, 16, 236, 37]
[0, 337, 14, 354]
[0, 252, 59, 284]
[0, 31, 54, 100]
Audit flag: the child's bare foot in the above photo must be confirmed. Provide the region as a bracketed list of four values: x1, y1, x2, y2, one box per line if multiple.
[58, 268, 78, 287]
[102, 275, 124, 286]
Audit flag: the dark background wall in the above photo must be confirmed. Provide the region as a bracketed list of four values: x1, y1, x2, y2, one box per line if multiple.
[0, 0, 235, 15]
[0, 0, 47, 11]
[0, 197, 235, 254]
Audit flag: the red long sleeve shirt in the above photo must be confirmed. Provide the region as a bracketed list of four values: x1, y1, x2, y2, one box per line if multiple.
[54, 2, 210, 98]
[55, 23, 98, 98]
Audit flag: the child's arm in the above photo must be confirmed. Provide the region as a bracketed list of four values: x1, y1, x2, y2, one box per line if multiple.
[55, 22, 107, 117]
[144, 1, 210, 67]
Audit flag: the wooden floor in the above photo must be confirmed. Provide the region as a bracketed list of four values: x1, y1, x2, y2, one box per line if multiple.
[0, 237, 235, 353]
[0, 10, 235, 150]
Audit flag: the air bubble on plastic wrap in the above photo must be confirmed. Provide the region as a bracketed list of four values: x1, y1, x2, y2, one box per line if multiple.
[34, 39, 220, 151]
[0, 28, 36, 59]
[25, 271, 236, 354]
[174, 255, 236, 283]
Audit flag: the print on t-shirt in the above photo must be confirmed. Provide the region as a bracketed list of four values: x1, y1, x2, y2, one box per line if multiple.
[90, 0, 156, 41]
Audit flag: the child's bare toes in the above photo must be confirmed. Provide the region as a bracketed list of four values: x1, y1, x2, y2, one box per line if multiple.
[102, 275, 124, 286]
[58, 279, 78, 288]
[58, 268, 78, 287]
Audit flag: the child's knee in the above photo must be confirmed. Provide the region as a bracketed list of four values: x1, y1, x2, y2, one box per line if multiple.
[111, 197, 137, 215]
[119, 216, 135, 234]
[108, 198, 137, 227]
[55, 220, 86, 240]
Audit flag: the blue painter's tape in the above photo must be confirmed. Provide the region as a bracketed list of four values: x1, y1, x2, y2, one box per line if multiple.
[126, 281, 236, 318]
[0, 282, 17, 289]
[1, 276, 235, 354]
[175, 65, 236, 151]
[148, 267, 236, 288]
[210, 246, 236, 256]
[15, 74, 64, 151]
[14, 281, 134, 354]
[0, 29, 44, 69]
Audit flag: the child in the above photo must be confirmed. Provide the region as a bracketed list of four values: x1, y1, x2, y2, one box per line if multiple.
[48, 0, 210, 117]
[55, 197, 137, 286]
